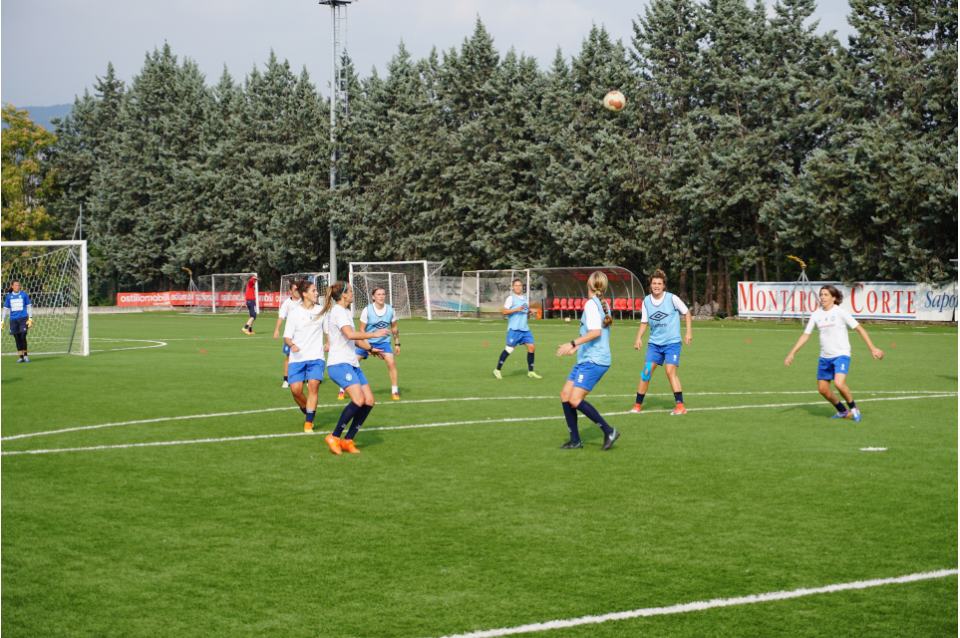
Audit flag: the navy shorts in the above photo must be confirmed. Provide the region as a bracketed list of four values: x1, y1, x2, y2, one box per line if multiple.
[246, 300, 257, 318]
[8, 318, 27, 335]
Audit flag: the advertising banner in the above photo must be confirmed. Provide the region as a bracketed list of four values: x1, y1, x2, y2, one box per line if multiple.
[116, 291, 281, 309]
[737, 281, 957, 321]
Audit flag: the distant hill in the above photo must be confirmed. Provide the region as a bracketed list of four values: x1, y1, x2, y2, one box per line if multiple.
[14, 104, 73, 132]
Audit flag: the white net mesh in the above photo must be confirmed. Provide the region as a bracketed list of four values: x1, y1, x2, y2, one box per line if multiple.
[349, 261, 445, 319]
[186, 273, 258, 314]
[458, 267, 644, 320]
[1, 242, 88, 356]
[280, 272, 331, 300]
[351, 271, 412, 319]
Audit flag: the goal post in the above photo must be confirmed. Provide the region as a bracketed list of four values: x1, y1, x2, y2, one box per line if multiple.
[185, 272, 258, 314]
[459, 266, 644, 320]
[348, 261, 445, 320]
[280, 272, 331, 300]
[0, 240, 89, 356]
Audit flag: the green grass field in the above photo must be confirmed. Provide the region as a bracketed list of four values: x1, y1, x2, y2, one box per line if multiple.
[2, 312, 957, 637]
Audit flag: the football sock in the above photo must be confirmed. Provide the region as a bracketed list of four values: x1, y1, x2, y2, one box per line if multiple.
[527, 352, 535, 371]
[305, 410, 316, 424]
[847, 400, 857, 409]
[283, 375, 288, 382]
[577, 400, 613, 436]
[346, 404, 373, 439]
[834, 402, 846, 413]
[674, 392, 684, 404]
[333, 402, 361, 437]
[561, 402, 580, 442]
[391, 385, 399, 394]
[300, 407, 307, 415]
[635, 392, 645, 405]
[497, 350, 509, 369]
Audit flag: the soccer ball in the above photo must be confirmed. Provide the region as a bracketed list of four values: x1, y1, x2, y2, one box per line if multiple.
[603, 90, 626, 111]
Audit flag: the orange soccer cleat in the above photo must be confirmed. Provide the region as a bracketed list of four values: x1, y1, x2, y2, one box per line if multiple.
[303, 422, 314, 433]
[339, 438, 360, 454]
[391, 392, 400, 401]
[337, 390, 346, 401]
[670, 403, 687, 416]
[629, 403, 643, 414]
[324, 434, 342, 455]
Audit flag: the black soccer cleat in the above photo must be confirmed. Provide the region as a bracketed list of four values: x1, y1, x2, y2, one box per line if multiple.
[602, 429, 620, 451]
[560, 440, 583, 449]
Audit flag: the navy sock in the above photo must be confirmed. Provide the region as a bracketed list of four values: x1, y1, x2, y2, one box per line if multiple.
[674, 392, 684, 404]
[497, 350, 510, 369]
[305, 410, 316, 424]
[635, 392, 645, 405]
[299, 406, 307, 415]
[333, 402, 361, 437]
[847, 400, 856, 409]
[577, 400, 613, 435]
[527, 352, 535, 371]
[283, 375, 288, 382]
[346, 404, 373, 439]
[562, 402, 580, 442]
[834, 402, 846, 413]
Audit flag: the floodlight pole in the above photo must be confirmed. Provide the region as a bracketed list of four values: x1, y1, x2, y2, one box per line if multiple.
[318, 0, 353, 283]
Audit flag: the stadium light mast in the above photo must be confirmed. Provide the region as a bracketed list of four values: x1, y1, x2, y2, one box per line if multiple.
[317, 0, 353, 282]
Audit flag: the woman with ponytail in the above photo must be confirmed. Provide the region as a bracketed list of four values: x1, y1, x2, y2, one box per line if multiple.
[555, 271, 620, 451]
[321, 281, 390, 455]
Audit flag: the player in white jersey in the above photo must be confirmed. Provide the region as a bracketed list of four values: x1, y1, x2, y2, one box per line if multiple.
[358, 287, 402, 400]
[273, 280, 302, 388]
[320, 281, 390, 455]
[784, 285, 884, 422]
[282, 281, 326, 433]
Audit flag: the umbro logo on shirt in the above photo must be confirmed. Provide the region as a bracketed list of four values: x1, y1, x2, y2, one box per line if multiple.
[650, 311, 670, 322]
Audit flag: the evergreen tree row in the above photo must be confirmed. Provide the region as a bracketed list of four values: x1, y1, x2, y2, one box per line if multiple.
[46, 0, 957, 309]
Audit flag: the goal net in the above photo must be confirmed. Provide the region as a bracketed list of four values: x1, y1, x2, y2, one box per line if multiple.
[186, 272, 258, 314]
[459, 266, 645, 320]
[350, 271, 412, 319]
[349, 261, 445, 319]
[280, 272, 331, 300]
[0, 240, 89, 356]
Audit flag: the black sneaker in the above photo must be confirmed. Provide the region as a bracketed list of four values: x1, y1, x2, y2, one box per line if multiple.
[560, 440, 583, 449]
[602, 429, 620, 451]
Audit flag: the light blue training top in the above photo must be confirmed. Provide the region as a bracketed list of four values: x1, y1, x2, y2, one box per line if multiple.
[577, 296, 611, 366]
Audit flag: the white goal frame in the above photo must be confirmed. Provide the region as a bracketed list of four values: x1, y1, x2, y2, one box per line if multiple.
[349, 260, 443, 320]
[0, 240, 89, 356]
[190, 272, 258, 314]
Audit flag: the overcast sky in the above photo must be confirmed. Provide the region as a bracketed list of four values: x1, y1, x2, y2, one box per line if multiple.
[2, 0, 856, 107]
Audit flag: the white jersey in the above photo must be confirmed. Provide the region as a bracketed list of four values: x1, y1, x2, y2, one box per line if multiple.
[278, 296, 301, 321]
[326, 304, 360, 367]
[804, 306, 859, 358]
[282, 303, 326, 363]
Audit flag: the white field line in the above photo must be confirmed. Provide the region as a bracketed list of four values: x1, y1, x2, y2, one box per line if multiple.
[1, 338, 169, 356]
[1, 390, 952, 442]
[433, 569, 959, 638]
[2, 393, 954, 457]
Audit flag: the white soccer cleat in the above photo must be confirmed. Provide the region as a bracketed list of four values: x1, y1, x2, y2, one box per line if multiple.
[493, 369, 502, 380]
[281, 380, 289, 388]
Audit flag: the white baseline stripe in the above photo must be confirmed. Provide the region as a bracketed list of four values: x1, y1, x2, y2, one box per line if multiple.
[2, 390, 951, 442]
[2, 394, 954, 457]
[434, 569, 958, 638]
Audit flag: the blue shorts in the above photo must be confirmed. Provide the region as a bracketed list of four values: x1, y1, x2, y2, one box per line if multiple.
[817, 356, 851, 381]
[506, 329, 534, 347]
[647, 342, 682, 367]
[567, 362, 610, 391]
[282, 343, 291, 356]
[246, 300, 258, 318]
[327, 363, 368, 389]
[287, 359, 325, 384]
[355, 341, 393, 359]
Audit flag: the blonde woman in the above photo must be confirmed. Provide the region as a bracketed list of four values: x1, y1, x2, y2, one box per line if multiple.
[321, 281, 390, 455]
[555, 271, 619, 451]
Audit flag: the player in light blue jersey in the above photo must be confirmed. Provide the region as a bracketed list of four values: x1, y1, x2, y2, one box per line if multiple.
[3, 280, 34, 363]
[493, 278, 542, 380]
[356, 287, 402, 400]
[631, 269, 692, 416]
[556, 271, 620, 450]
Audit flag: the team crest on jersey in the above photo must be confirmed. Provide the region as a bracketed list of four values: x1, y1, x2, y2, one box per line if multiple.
[650, 311, 670, 322]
